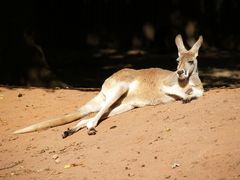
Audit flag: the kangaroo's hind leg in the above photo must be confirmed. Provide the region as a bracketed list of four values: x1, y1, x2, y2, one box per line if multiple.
[77, 92, 105, 116]
[63, 103, 134, 138]
[64, 83, 129, 137]
[107, 103, 135, 117]
[86, 83, 129, 134]
[62, 92, 105, 138]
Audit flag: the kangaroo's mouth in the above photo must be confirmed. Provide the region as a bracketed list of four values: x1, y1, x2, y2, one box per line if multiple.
[178, 74, 188, 80]
[177, 70, 189, 80]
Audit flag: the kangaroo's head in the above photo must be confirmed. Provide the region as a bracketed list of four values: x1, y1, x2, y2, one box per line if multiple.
[175, 34, 203, 80]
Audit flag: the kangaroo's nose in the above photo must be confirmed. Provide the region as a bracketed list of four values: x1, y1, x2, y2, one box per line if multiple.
[177, 70, 184, 75]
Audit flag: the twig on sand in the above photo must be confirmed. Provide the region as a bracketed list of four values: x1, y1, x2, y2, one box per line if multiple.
[0, 160, 24, 171]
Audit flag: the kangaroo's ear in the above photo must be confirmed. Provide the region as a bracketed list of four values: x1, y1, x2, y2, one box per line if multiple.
[190, 35, 203, 57]
[175, 34, 187, 56]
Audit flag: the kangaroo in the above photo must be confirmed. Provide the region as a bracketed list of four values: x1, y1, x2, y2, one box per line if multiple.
[14, 34, 204, 138]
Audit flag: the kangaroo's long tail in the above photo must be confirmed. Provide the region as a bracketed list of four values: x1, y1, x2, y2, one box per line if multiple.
[13, 111, 83, 134]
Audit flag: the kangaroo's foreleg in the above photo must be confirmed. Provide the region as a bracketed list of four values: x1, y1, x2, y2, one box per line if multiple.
[182, 86, 203, 103]
[162, 85, 203, 103]
[162, 85, 188, 100]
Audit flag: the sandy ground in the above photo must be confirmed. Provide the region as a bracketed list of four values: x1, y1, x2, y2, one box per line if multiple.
[0, 86, 240, 180]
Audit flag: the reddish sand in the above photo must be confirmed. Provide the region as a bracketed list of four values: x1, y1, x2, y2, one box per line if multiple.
[0, 87, 240, 179]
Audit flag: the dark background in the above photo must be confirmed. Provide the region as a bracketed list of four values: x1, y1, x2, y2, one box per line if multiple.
[0, 0, 240, 88]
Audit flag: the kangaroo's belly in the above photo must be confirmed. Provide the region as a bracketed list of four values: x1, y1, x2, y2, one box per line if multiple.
[120, 80, 175, 107]
[102, 68, 174, 107]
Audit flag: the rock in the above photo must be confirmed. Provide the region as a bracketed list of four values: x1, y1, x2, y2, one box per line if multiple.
[52, 154, 59, 160]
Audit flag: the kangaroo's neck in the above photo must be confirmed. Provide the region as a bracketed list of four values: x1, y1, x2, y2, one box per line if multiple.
[193, 62, 199, 74]
[178, 78, 189, 87]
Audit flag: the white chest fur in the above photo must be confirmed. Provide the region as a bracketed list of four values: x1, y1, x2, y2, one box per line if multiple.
[161, 83, 203, 100]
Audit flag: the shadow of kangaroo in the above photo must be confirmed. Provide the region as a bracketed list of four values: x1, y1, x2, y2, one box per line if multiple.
[14, 34, 204, 138]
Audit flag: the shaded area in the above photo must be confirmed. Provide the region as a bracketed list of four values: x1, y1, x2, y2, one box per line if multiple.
[48, 49, 240, 89]
[0, 0, 240, 88]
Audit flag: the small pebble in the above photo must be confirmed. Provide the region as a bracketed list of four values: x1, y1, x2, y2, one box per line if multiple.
[110, 125, 117, 129]
[171, 163, 180, 169]
[52, 154, 59, 160]
[55, 158, 61, 163]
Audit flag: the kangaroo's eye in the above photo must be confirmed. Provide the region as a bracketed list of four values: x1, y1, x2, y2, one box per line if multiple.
[188, 60, 194, 65]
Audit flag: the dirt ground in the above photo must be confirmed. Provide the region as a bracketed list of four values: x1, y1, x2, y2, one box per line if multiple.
[0, 86, 240, 180]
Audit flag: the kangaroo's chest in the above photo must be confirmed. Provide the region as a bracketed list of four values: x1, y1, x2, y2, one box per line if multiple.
[163, 84, 189, 94]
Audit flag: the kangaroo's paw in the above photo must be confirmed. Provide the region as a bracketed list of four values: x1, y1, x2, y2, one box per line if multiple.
[88, 128, 97, 135]
[182, 97, 191, 104]
[185, 88, 193, 95]
[62, 128, 76, 139]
